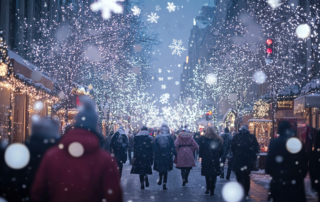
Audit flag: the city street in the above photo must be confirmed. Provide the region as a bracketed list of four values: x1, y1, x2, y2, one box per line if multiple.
[120, 161, 272, 202]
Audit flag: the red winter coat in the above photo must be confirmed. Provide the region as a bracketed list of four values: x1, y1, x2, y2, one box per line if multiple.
[174, 132, 199, 168]
[31, 129, 123, 202]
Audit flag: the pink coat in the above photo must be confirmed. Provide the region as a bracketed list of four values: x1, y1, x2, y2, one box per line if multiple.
[174, 132, 199, 168]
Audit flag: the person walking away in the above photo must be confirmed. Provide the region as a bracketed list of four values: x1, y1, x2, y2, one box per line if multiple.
[31, 96, 123, 202]
[193, 132, 201, 160]
[174, 127, 199, 186]
[128, 130, 135, 165]
[266, 121, 308, 202]
[131, 126, 154, 189]
[153, 123, 177, 190]
[231, 124, 259, 199]
[220, 127, 233, 180]
[110, 125, 129, 178]
[0, 118, 59, 202]
[310, 129, 320, 202]
[199, 127, 223, 196]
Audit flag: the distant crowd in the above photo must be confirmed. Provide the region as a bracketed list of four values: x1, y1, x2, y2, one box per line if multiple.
[0, 96, 320, 202]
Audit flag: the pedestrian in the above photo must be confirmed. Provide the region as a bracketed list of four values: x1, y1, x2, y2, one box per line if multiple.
[153, 123, 177, 190]
[231, 124, 259, 199]
[220, 127, 233, 180]
[110, 125, 129, 178]
[31, 96, 123, 202]
[130, 126, 154, 189]
[0, 118, 59, 202]
[128, 130, 135, 165]
[310, 129, 320, 202]
[199, 127, 223, 196]
[174, 126, 199, 186]
[266, 121, 308, 202]
[193, 132, 201, 160]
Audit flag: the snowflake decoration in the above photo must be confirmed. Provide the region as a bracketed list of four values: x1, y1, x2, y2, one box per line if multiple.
[147, 12, 159, 23]
[155, 5, 161, 11]
[161, 84, 167, 89]
[159, 93, 170, 104]
[131, 6, 141, 16]
[175, 81, 179, 85]
[169, 39, 186, 57]
[166, 2, 176, 12]
[158, 69, 162, 73]
[90, 0, 125, 20]
[159, 77, 164, 81]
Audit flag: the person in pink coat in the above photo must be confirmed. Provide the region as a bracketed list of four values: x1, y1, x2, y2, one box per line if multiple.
[174, 127, 199, 186]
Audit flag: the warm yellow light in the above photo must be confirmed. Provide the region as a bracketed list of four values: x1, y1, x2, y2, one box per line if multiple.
[186, 56, 189, 64]
[0, 63, 7, 76]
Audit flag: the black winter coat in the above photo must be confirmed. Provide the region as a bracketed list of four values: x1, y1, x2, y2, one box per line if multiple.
[231, 130, 259, 172]
[220, 132, 233, 160]
[310, 130, 320, 194]
[110, 130, 128, 163]
[131, 131, 154, 175]
[153, 134, 177, 173]
[266, 136, 308, 202]
[199, 137, 223, 176]
[0, 136, 58, 202]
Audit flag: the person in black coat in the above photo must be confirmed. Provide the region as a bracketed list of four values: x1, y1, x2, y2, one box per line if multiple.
[110, 125, 129, 179]
[266, 121, 308, 202]
[219, 127, 233, 180]
[310, 129, 320, 202]
[231, 124, 259, 198]
[131, 126, 154, 189]
[0, 117, 59, 202]
[199, 127, 223, 196]
[153, 123, 177, 190]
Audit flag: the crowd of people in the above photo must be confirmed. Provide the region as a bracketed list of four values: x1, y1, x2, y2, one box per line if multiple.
[0, 96, 320, 202]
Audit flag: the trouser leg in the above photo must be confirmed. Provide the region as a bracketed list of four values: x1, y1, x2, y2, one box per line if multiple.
[211, 176, 217, 191]
[244, 171, 250, 196]
[163, 172, 168, 183]
[205, 176, 210, 191]
[185, 168, 191, 181]
[128, 150, 132, 164]
[181, 169, 186, 181]
[226, 158, 233, 179]
[220, 158, 226, 177]
[139, 175, 144, 183]
[117, 160, 123, 179]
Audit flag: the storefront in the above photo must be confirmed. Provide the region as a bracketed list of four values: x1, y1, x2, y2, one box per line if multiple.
[248, 119, 272, 152]
[0, 35, 59, 143]
[222, 108, 237, 133]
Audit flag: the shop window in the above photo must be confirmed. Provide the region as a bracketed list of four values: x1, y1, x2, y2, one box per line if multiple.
[12, 94, 27, 143]
[0, 88, 10, 140]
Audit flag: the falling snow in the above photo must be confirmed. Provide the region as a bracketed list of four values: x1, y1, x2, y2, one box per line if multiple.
[169, 39, 186, 57]
[147, 12, 160, 23]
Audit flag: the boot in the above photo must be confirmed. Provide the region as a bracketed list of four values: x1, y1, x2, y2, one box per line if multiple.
[210, 182, 215, 196]
[182, 179, 186, 186]
[140, 182, 145, 190]
[205, 181, 210, 194]
[145, 175, 149, 187]
[163, 184, 168, 190]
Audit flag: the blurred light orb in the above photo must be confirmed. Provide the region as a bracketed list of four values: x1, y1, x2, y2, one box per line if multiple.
[267, 0, 281, 9]
[34, 101, 44, 111]
[222, 182, 244, 202]
[31, 114, 40, 122]
[5, 143, 30, 169]
[296, 24, 311, 39]
[206, 73, 217, 85]
[275, 155, 283, 163]
[85, 46, 103, 62]
[58, 91, 66, 100]
[286, 137, 302, 154]
[132, 66, 141, 74]
[0, 197, 8, 202]
[56, 26, 71, 41]
[133, 44, 143, 52]
[68, 142, 84, 157]
[253, 71, 266, 84]
[102, 74, 109, 81]
[31, 70, 42, 82]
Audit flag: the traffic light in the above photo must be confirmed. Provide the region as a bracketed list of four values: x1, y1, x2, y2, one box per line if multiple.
[206, 111, 212, 121]
[265, 39, 273, 65]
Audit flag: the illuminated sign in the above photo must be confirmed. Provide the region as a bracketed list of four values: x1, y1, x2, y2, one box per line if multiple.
[277, 101, 293, 109]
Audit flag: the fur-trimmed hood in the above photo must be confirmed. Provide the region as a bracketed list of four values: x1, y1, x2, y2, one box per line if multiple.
[178, 131, 193, 137]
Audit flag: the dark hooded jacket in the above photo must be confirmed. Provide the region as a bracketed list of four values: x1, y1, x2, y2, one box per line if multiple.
[231, 126, 259, 172]
[310, 129, 320, 194]
[110, 126, 129, 164]
[266, 121, 307, 202]
[131, 130, 154, 175]
[0, 118, 59, 202]
[220, 132, 233, 160]
[153, 124, 177, 173]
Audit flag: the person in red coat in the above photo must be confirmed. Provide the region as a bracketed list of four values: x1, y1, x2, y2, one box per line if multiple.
[31, 96, 123, 202]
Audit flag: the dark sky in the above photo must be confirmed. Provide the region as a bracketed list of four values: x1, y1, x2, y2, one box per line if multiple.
[141, 0, 213, 104]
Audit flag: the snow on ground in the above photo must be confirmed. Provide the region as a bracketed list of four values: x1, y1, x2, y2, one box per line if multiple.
[250, 169, 270, 189]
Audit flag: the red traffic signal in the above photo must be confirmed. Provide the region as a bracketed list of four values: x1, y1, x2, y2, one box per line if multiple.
[208, 111, 212, 115]
[266, 39, 273, 45]
[266, 48, 273, 54]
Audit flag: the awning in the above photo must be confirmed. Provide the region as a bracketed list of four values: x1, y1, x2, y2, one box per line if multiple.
[248, 119, 272, 123]
[294, 94, 320, 114]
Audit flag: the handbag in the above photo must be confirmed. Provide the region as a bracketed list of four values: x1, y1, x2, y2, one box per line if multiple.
[173, 156, 177, 164]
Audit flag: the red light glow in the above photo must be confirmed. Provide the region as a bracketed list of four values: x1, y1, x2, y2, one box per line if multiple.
[266, 48, 272, 54]
[266, 39, 273, 45]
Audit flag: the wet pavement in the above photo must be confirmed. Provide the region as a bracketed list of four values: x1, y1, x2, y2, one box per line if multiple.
[120, 161, 274, 202]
